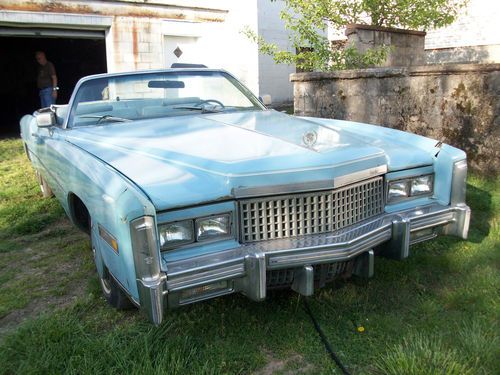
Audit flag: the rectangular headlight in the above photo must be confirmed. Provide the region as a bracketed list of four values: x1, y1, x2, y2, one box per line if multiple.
[195, 214, 231, 242]
[387, 174, 434, 203]
[410, 175, 433, 196]
[158, 220, 194, 249]
[388, 180, 409, 202]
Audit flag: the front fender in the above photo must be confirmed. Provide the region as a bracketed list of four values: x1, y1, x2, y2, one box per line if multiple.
[50, 136, 156, 302]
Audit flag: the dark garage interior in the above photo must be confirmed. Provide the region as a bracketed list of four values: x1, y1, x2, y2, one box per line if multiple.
[0, 33, 107, 136]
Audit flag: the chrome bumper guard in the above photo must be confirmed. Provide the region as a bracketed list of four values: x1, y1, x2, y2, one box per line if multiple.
[147, 203, 470, 324]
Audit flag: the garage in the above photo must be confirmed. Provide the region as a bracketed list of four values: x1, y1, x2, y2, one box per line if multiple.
[0, 27, 107, 136]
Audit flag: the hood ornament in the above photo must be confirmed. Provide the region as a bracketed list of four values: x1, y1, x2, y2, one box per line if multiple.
[302, 130, 318, 148]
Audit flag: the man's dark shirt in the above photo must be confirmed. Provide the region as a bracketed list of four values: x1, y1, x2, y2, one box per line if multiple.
[37, 61, 56, 89]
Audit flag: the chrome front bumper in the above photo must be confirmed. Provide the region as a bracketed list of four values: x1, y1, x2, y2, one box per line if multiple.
[140, 202, 470, 324]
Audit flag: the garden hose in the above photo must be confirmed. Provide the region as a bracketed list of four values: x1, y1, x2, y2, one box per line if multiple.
[303, 298, 352, 375]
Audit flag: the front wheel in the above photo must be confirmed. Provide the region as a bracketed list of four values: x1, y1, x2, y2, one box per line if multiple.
[91, 225, 134, 310]
[35, 170, 53, 198]
[98, 267, 134, 310]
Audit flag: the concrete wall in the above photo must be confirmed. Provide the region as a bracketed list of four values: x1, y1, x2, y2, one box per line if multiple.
[346, 24, 426, 67]
[291, 64, 500, 174]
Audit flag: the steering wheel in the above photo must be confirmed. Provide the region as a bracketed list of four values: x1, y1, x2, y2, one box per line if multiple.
[195, 99, 225, 108]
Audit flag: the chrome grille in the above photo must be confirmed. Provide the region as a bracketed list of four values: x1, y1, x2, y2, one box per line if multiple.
[267, 268, 295, 288]
[240, 177, 384, 243]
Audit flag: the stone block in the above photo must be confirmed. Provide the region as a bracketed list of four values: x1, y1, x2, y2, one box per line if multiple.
[485, 71, 500, 95]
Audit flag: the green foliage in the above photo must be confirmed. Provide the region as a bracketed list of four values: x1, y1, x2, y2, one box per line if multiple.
[245, 0, 467, 71]
[282, 0, 467, 30]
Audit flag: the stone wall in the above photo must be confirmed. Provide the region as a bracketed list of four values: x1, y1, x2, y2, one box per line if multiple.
[291, 64, 500, 174]
[346, 24, 426, 67]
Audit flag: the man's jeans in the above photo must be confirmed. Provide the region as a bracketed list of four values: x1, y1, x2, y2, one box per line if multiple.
[39, 87, 54, 108]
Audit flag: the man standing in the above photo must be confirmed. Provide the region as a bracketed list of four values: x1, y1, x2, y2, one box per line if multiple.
[35, 51, 58, 108]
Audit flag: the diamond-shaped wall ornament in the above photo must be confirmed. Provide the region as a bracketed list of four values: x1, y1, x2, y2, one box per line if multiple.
[173, 46, 183, 58]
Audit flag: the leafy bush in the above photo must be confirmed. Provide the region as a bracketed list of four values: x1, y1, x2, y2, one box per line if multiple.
[244, 0, 468, 71]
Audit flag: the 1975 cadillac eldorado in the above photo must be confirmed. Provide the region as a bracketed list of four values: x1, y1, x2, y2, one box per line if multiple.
[20, 68, 470, 324]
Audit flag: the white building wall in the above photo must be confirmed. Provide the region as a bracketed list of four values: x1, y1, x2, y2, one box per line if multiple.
[425, 0, 500, 49]
[193, 0, 261, 95]
[256, 0, 295, 104]
[108, 1, 262, 98]
[424, 0, 500, 64]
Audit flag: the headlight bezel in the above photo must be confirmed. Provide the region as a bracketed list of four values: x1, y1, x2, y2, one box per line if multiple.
[159, 212, 233, 251]
[386, 173, 434, 204]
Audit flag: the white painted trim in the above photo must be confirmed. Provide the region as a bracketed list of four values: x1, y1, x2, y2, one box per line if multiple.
[161, 20, 206, 37]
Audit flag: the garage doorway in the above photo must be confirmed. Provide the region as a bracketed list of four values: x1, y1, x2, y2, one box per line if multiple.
[0, 31, 107, 136]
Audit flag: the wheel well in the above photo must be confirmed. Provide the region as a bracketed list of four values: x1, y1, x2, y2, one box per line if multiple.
[69, 193, 90, 234]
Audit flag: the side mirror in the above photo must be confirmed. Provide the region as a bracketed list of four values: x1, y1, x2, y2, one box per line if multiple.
[36, 111, 56, 128]
[261, 94, 272, 106]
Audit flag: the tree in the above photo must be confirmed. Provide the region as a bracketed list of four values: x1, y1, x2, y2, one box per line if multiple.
[244, 0, 468, 71]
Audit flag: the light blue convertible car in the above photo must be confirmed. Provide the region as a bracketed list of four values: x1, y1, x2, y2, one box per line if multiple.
[20, 68, 470, 324]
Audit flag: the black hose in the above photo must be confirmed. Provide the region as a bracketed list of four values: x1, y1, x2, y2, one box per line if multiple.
[303, 298, 352, 375]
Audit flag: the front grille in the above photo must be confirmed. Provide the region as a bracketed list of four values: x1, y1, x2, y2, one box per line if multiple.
[240, 177, 384, 243]
[267, 268, 295, 288]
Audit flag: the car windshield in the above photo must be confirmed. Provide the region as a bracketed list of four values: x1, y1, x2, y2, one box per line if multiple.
[67, 70, 264, 127]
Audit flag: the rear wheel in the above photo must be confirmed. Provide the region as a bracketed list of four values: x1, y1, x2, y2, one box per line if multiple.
[35, 170, 53, 198]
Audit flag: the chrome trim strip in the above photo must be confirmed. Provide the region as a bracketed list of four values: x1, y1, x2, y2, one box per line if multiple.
[167, 263, 245, 292]
[410, 232, 437, 245]
[232, 165, 387, 198]
[334, 164, 387, 189]
[267, 227, 391, 267]
[410, 211, 455, 231]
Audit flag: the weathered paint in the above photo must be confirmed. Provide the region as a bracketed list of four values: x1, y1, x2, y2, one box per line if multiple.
[0, 0, 227, 22]
[132, 20, 138, 70]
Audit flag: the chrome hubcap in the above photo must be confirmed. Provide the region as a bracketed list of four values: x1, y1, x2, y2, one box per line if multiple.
[100, 275, 112, 295]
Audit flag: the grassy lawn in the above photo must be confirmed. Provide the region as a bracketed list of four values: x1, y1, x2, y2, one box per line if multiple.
[0, 138, 498, 374]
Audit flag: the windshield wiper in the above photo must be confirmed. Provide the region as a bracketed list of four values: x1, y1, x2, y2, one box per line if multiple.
[172, 105, 223, 114]
[78, 115, 131, 124]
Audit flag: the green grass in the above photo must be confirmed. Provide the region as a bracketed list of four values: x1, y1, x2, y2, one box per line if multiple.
[0, 138, 499, 374]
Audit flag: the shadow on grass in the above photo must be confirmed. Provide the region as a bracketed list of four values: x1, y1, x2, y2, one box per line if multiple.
[465, 182, 492, 243]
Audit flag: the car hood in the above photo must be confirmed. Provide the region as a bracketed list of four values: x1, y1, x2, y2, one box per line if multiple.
[66, 110, 436, 211]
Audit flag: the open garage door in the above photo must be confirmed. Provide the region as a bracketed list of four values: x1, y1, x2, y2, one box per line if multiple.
[0, 27, 107, 136]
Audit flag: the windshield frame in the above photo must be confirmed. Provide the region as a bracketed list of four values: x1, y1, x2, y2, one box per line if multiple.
[64, 69, 266, 129]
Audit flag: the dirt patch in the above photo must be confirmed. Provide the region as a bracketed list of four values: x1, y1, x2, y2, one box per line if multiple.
[252, 351, 314, 375]
[0, 291, 83, 339]
[0, 219, 93, 340]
